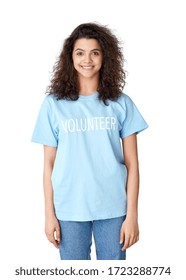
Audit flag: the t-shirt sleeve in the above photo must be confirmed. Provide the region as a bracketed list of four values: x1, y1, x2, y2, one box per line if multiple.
[120, 94, 148, 138]
[31, 96, 58, 147]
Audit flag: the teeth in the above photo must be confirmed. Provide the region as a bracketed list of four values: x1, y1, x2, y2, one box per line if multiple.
[81, 66, 93, 69]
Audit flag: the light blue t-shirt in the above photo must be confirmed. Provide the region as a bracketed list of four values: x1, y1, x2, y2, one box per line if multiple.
[31, 92, 148, 221]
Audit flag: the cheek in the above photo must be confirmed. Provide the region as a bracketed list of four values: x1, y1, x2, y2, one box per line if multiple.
[72, 59, 78, 71]
[97, 56, 103, 65]
[97, 58, 103, 68]
[73, 57, 81, 68]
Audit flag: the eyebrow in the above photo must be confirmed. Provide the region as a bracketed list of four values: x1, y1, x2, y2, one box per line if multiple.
[74, 48, 101, 52]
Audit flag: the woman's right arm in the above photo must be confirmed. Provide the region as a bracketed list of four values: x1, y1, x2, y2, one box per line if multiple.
[43, 145, 60, 248]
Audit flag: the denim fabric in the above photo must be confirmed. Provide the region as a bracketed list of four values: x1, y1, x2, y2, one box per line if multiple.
[58, 215, 126, 260]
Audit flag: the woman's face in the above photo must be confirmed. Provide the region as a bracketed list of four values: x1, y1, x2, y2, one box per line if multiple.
[72, 38, 103, 81]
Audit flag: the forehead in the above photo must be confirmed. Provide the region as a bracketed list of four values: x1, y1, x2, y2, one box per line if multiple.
[73, 38, 101, 50]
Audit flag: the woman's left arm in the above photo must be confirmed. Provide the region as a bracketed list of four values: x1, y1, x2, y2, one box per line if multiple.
[120, 133, 140, 250]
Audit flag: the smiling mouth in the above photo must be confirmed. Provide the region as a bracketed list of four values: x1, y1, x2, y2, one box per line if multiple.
[81, 66, 94, 69]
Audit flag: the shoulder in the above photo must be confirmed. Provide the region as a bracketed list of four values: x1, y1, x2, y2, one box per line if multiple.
[109, 92, 134, 110]
[116, 92, 133, 104]
[41, 93, 59, 108]
[45, 93, 58, 103]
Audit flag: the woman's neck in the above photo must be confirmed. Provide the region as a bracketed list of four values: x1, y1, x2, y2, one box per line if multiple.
[79, 77, 99, 96]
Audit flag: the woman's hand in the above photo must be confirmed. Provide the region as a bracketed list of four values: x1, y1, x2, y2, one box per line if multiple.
[120, 216, 139, 251]
[45, 215, 60, 248]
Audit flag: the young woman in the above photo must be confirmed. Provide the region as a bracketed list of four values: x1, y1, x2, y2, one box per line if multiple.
[31, 22, 148, 260]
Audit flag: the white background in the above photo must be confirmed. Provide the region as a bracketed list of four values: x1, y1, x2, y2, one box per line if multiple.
[0, 0, 185, 279]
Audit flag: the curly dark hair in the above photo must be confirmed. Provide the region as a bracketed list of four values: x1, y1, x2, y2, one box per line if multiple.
[47, 22, 126, 105]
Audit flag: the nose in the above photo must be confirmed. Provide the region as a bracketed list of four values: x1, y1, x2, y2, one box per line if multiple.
[83, 53, 92, 63]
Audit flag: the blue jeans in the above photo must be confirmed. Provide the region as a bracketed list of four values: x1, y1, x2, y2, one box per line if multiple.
[58, 215, 126, 260]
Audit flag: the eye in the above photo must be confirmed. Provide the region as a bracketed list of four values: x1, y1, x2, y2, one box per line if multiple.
[76, 51, 84, 56]
[92, 51, 100, 56]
